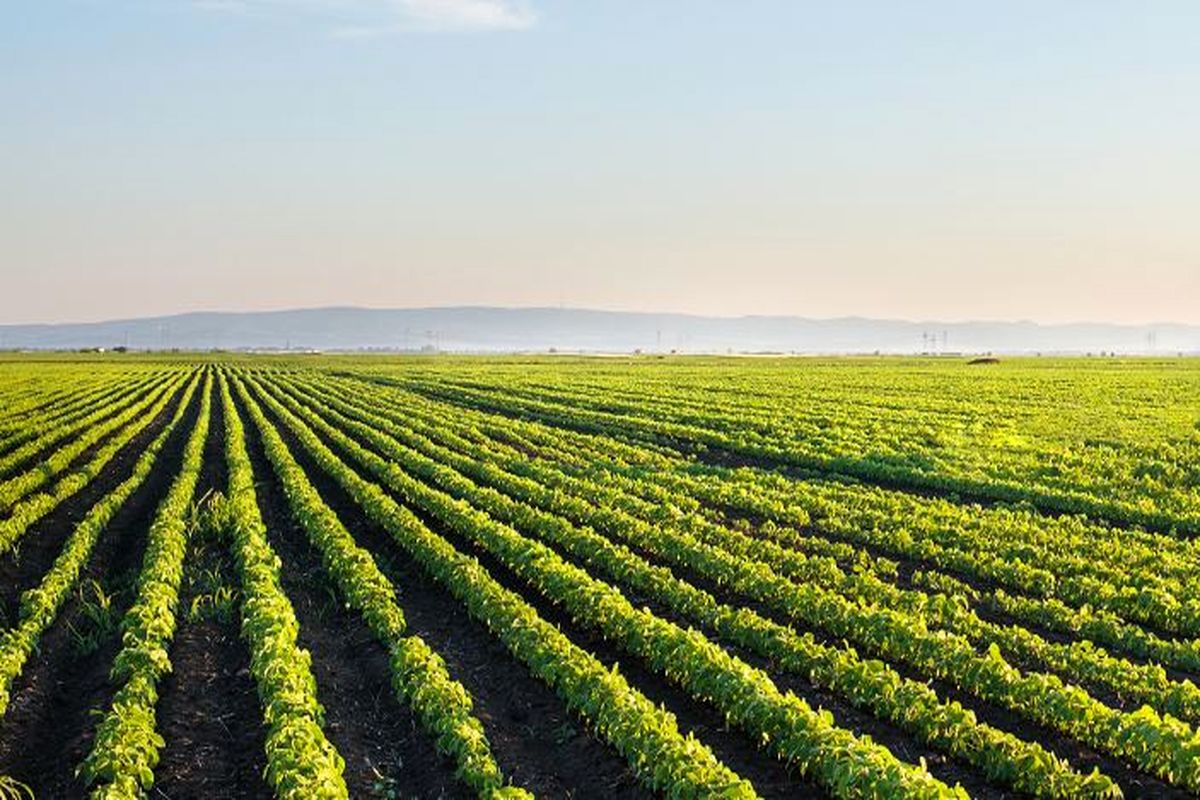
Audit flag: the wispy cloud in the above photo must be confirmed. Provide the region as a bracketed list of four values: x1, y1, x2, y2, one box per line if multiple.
[193, 0, 537, 34]
[396, 0, 536, 31]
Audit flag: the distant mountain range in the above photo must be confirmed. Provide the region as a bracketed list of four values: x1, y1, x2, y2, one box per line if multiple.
[2, 307, 1198, 355]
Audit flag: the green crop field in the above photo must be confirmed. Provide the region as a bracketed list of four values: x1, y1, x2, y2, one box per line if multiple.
[0, 354, 1198, 799]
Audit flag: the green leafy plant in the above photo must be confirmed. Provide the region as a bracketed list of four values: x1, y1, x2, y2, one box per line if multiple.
[68, 580, 119, 658]
[0, 775, 34, 800]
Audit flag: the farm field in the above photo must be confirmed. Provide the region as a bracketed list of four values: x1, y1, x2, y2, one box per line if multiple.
[0, 355, 1198, 799]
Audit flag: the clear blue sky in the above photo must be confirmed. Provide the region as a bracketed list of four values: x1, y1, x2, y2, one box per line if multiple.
[3, 1, 1198, 324]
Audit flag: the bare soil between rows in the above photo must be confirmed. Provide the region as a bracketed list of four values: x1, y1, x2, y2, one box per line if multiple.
[237, 385, 476, 800]
[0, 382, 196, 796]
[152, 381, 272, 800]
[0, 383, 191, 624]
[248, 382, 659, 799]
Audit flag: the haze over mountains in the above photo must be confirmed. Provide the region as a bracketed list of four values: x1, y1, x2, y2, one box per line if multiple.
[1, 307, 1197, 355]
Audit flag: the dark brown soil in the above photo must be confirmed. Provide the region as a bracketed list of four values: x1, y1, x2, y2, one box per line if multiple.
[248, 384, 660, 799]
[6, 367, 1182, 799]
[422, 390, 1200, 783]
[257, 387, 838, 800]
[151, 618, 271, 800]
[277, 384, 1045, 796]
[286, 376, 1200, 797]
[0, 376, 170, 484]
[236, 386, 478, 799]
[152, 379, 273, 800]
[0, 387, 81, 429]
[299, 394, 1010, 799]
[55, 379, 183, 478]
[649, 542, 1192, 800]
[0, 382, 191, 625]
[0, 381, 200, 797]
[0, 394, 99, 464]
[419, 521, 832, 800]
[373, 381, 1199, 690]
[454, 510, 1007, 797]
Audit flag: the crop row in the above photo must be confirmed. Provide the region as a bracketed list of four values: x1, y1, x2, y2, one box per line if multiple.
[237, 372, 766, 799]
[361, 373, 1200, 651]
[229, 372, 529, 799]
[0, 373, 188, 555]
[0, 371, 180, 510]
[307, 374, 1200, 682]
[0, 372, 202, 719]
[248, 373, 965, 799]
[392, 363, 1200, 535]
[0, 372, 158, 470]
[218, 373, 349, 799]
[275, 373, 1116, 799]
[286, 372, 1200, 792]
[79, 370, 212, 798]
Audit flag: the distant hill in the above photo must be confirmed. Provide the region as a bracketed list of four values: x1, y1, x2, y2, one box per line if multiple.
[2, 307, 1198, 355]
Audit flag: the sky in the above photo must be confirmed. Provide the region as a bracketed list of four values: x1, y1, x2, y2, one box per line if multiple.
[2, 1, 1199, 325]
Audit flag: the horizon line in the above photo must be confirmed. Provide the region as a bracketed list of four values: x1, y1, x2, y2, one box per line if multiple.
[2, 304, 1198, 331]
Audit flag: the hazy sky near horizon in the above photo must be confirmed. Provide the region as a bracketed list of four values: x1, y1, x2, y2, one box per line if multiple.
[3, 2, 1199, 325]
